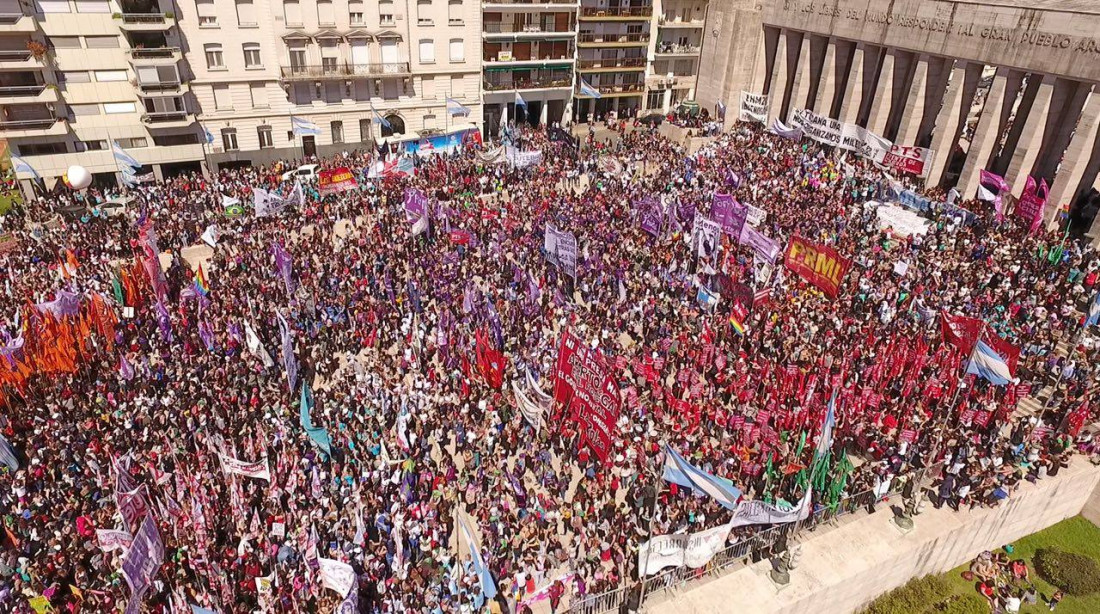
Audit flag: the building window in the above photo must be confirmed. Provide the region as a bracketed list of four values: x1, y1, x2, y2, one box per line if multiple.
[331, 120, 344, 143]
[647, 90, 663, 110]
[243, 43, 262, 68]
[35, 0, 70, 13]
[48, 36, 81, 49]
[289, 47, 307, 70]
[205, 44, 225, 69]
[348, 0, 363, 24]
[235, 0, 257, 26]
[257, 125, 273, 148]
[222, 129, 239, 151]
[117, 137, 148, 148]
[84, 36, 119, 48]
[316, 0, 335, 26]
[197, 0, 217, 26]
[417, 0, 432, 25]
[379, 0, 394, 25]
[213, 84, 232, 109]
[448, 0, 462, 25]
[448, 38, 463, 62]
[283, 0, 302, 26]
[75, 1, 110, 13]
[69, 103, 100, 116]
[423, 113, 437, 130]
[250, 83, 269, 108]
[418, 39, 434, 64]
[59, 71, 90, 83]
[94, 70, 127, 82]
[75, 140, 108, 151]
[359, 118, 371, 141]
[20, 142, 68, 155]
[104, 102, 136, 114]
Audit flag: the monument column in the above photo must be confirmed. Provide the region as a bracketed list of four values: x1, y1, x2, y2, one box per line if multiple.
[926, 62, 981, 187]
[766, 28, 790, 122]
[785, 33, 812, 121]
[1005, 75, 1057, 195]
[894, 55, 930, 146]
[812, 38, 839, 116]
[836, 43, 865, 125]
[866, 48, 896, 134]
[1047, 87, 1100, 212]
[957, 67, 1011, 198]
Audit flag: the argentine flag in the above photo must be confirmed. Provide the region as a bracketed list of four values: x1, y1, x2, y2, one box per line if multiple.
[579, 78, 601, 98]
[10, 154, 39, 179]
[816, 388, 838, 457]
[1086, 292, 1100, 327]
[514, 91, 527, 110]
[447, 97, 470, 117]
[662, 446, 742, 510]
[457, 514, 498, 607]
[966, 339, 1014, 386]
[291, 116, 321, 136]
[371, 102, 392, 129]
[112, 141, 142, 172]
[203, 126, 215, 145]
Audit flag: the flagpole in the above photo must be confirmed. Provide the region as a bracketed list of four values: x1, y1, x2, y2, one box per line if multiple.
[638, 454, 662, 607]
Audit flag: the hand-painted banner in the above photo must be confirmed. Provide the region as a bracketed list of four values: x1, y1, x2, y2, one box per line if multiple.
[791, 109, 841, 147]
[738, 91, 768, 124]
[692, 216, 722, 261]
[745, 203, 766, 227]
[711, 192, 748, 237]
[881, 144, 934, 177]
[218, 452, 271, 481]
[728, 490, 812, 528]
[1016, 176, 1049, 233]
[839, 122, 891, 163]
[738, 224, 781, 263]
[544, 225, 578, 278]
[318, 167, 358, 194]
[553, 330, 620, 462]
[638, 523, 733, 576]
[121, 515, 164, 598]
[784, 236, 850, 299]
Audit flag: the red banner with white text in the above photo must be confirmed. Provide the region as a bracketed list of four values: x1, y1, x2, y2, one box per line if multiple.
[553, 330, 621, 462]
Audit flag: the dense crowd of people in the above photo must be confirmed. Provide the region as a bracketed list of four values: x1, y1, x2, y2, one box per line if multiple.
[0, 117, 1097, 614]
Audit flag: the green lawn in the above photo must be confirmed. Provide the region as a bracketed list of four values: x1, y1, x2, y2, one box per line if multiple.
[0, 189, 20, 215]
[863, 516, 1100, 614]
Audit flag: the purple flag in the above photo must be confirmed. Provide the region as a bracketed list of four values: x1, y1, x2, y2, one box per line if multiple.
[272, 241, 296, 296]
[0, 334, 24, 367]
[121, 514, 164, 599]
[36, 290, 82, 318]
[635, 196, 663, 236]
[711, 192, 749, 237]
[198, 319, 215, 351]
[403, 188, 429, 223]
[277, 311, 298, 393]
[738, 225, 781, 263]
[119, 352, 135, 380]
[137, 219, 168, 302]
[155, 300, 173, 343]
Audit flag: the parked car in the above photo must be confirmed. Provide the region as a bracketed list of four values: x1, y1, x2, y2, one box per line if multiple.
[281, 164, 320, 183]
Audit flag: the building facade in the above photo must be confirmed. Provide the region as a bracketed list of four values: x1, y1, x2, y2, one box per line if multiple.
[698, 0, 1100, 233]
[8, 0, 712, 193]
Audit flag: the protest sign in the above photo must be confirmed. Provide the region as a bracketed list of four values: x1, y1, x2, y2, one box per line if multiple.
[121, 515, 164, 597]
[784, 235, 850, 299]
[711, 192, 748, 237]
[881, 145, 933, 177]
[728, 490, 812, 528]
[637, 523, 733, 576]
[218, 452, 271, 481]
[553, 330, 621, 462]
[738, 91, 768, 123]
[318, 167, 358, 194]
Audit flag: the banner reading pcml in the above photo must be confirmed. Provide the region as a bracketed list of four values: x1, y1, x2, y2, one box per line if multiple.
[553, 330, 620, 462]
[784, 235, 850, 299]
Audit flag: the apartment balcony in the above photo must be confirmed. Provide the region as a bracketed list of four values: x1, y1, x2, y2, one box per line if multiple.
[0, 50, 46, 69]
[0, 84, 58, 104]
[127, 47, 182, 65]
[658, 16, 705, 28]
[0, 117, 67, 137]
[483, 0, 579, 9]
[118, 13, 176, 31]
[654, 43, 701, 56]
[135, 80, 189, 96]
[482, 22, 576, 40]
[574, 82, 645, 98]
[647, 73, 692, 89]
[577, 32, 650, 47]
[483, 73, 573, 92]
[0, 14, 37, 33]
[279, 62, 411, 81]
[142, 110, 194, 128]
[579, 6, 652, 21]
[577, 57, 646, 72]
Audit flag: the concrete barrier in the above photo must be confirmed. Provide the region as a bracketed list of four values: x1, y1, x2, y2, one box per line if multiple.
[650, 458, 1100, 614]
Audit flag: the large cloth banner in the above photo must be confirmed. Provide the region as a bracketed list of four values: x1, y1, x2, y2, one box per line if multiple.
[738, 224, 781, 263]
[136, 219, 167, 301]
[544, 225, 578, 278]
[839, 122, 891, 162]
[635, 196, 663, 236]
[738, 91, 769, 123]
[728, 490, 813, 528]
[318, 557, 356, 597]
[253, 182, 304, 217]
[769, 117, 802, 140]
[318, 167, 358, 194]
[121, 515, 164, 597]
[218, 452, 271, 481]
[512, 379, 544, 432]
[553, 330, 621, 462]
[691, 216, 722, 262]
[882, 145, 934, 177]
[97, 528, 135, 553]
[711, 192, 748, 237]
[1016, 176, 1049, 233]
[784, 236, 850, 299]
[637, 523, 733, 576]
[505, 146, 544, 169]
[791, 109, 841, 147]
[745, 203, 766, 227]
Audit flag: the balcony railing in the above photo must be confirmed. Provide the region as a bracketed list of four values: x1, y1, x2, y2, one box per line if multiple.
[483, 0, 578, 4]
[577, 82, 645, 95]
[577, 57, 646, 69]
[137, 80, 184, 92]
[128, 47, 180, 60]
[483, 22, 574, 34]
[578, 32, 650, 44]
[483, 74, 573, 91]
[121, 13, 170, 24]
[279, 62, 411, 79]
[0, 13, 24, 24]
[0, 84, 46, 97]
[580, 6, 652, 18]
[658, 16, 705, 26]
[655, 43, 701, 54]
[0, 50, 32, 62]
[142, 111, 190, 123]
[0, 117, 60, 130]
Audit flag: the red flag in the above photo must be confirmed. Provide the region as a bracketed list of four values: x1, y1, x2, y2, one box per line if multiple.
[940, 311, 983, 355]
[475, 329, 504, 390]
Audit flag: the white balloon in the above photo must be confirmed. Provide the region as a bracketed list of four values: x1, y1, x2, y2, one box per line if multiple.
[66, 164, 92, 190]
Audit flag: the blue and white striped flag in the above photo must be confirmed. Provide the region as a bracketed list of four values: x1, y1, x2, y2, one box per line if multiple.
[662, 445, 742, 510]
[10, 154, 39, 179]
[291, 116, 321, 136]
[1085, 292, 1100, 327]
[514, 91, 527, 109]
[446, 97, 470, 117]
[817, 388, 838, 457]
[966, 339, 1014, 386]
[0, 433, 18, 470]
[457, 514, 498, 607]
[371, 103, 391, 129]
[579, 78, 601, 98]
[112, 141, 141, 172]
[203, 126, 215, 145]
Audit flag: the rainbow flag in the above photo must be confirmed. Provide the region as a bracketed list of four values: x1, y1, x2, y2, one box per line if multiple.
[729, 313, 746, 335]
[729, 300, 748, 335]
[194, 264, 210, 296]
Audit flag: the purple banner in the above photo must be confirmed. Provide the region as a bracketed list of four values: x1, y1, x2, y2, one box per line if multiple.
[121, 514, 164, 598]
[272, 241, 296, 296]
[769, 117, 803, 140]
[711, 192, 749, 237]
[36, 290, 82, 318]
[278, 312, 298, 393]
[635, 196, 662, 237]
[1016, 176, 1049, 234]
[738, 225, 781, 263]
[403, 187, 429, 223]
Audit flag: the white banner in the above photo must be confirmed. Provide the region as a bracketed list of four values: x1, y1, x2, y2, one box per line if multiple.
[839, 122, 891, 163]
[638, 523, 733, 576]
[319, 557, 356, 597]
[512, 379, 543, 432]
[96, 529, 134, 553]
[738, 91, 769, 124]
[218, 452, 271, 481]
[253, 182, 304, 217]
[791, 109, 841, 147]
[506, 146, 544, 169]
[746, 203, 766, 227]
[728, 490, 812, 528]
